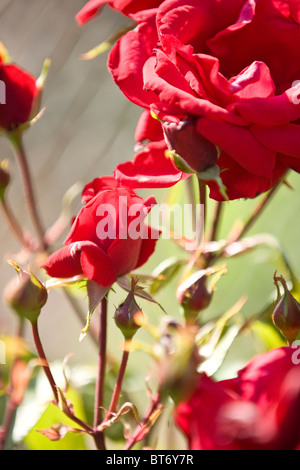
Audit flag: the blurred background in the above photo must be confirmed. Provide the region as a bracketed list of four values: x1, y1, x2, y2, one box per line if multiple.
[1, 0, 300, 450]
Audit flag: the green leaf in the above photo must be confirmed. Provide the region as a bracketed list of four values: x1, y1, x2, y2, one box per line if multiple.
[23, 388, 88, 450]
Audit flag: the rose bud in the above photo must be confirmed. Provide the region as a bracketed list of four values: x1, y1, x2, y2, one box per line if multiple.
[3, 261, 48, 324]
[272, 274, 300, 345]
[177, 271, 213, 323]
[114, 289, 144, 340]
[0, 160, 10, 200]
[162, 118, 219, 174]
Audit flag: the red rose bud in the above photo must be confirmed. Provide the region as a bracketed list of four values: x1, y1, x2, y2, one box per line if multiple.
[162, 118, 219, 174]
[272, 274, 300, 345]
[177, 271, 213, 322]
[114, 289, 144, 340]
[0, 160, 10, 200]
[3, 261, 48, 324]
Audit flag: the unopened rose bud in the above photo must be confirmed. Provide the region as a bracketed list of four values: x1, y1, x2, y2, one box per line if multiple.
[272, 274, 300, 345]
[162, 118, 218, 174]
[177, 271, 213, 322]
[114, 289, 144, 340]
[0, 160, 10, 200]
[3, 261, 48, 324]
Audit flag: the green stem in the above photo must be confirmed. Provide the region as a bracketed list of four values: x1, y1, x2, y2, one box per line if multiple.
[209, 201, 223, 243]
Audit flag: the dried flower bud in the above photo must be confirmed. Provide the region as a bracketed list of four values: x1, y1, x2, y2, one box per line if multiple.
[3, 261, 48, 324]
[114, 289, 144, 340]
[272, 274, 300, 345]
[0, 160, 10, 200]
[162, 118, 218, 174]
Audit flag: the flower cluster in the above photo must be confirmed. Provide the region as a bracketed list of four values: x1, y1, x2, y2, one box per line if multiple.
[106, 0, 300, 200]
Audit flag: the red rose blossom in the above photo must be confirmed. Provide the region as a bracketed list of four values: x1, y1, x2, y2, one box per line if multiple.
[42, 177, 159, 287]
[109, 0, 300, 200]
[0, 58, 39, 132]
[175, 347, 300, 450]
[76, 0, 164, 25]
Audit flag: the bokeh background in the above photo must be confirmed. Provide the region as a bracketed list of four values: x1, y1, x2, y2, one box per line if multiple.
[1, 0, 300, 450]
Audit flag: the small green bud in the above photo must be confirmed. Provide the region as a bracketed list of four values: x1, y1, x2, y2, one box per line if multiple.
[272, 274, 300, 345]
[3, 261, 48, 324]
[114, 289, 144, 340]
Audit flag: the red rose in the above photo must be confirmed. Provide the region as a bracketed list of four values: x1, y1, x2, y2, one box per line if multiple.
[76, 0, 164, 25]
[42, 177, 159, 287]
[175, 347, 300, 450]
[0, 59, 39, 132]
[109, 0, 300, 200]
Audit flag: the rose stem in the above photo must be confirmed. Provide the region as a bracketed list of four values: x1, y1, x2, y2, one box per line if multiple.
[0, 319, 25, 450]
[0, 197, 30, 248]
[107, 341, 130, 417]
[198, 178, 207, 235]
[31, 320, 59, 404]
[124, 392, 162, 450]
[233, 179, 283, 242]
[93, 297, 108, 450]
[9, 134, 48, 251]
[208, 201, 223, 242]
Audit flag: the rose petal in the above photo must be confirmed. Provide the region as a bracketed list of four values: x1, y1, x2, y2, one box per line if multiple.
[196, 116, 276, 176]
[80, 242, 117, 286]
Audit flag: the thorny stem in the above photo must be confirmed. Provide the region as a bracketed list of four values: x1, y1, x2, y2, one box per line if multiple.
[10, 134, 48, 251]
[31, 320, 59, 404]
[93, 297, 108, 450]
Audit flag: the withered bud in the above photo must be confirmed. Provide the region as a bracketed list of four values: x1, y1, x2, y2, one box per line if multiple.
[114, 289, 144, 340]
[177, 271, 213, 321]
[3, 261, 48, 324]
[272, 274, 300, 345]
[0, 160, 10, 199]
[162, 118, 218, 174]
